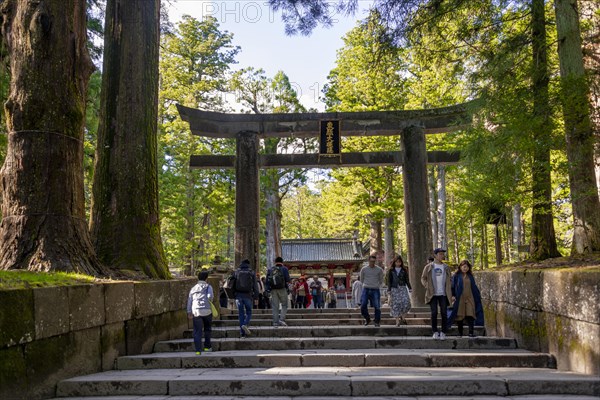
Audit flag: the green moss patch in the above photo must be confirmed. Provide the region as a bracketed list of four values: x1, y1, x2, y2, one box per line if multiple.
[0, 270, 96, 290]
[479, 253, 600, 272]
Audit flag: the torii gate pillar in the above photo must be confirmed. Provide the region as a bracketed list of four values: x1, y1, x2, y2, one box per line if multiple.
[234, 131, 260, 272]
[402, 125, 433, 307]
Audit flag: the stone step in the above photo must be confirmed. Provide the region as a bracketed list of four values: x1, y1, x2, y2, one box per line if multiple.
[116, 348, 556, 370]
[183, 325, 486, 339]
[217, 311, 432, 320]
[212, 317, 431, 326]
[50, 396, 600, 400]
[55, 367, 600, 397]
[154, 336, 517, 352]
[219, 306, 431, 314]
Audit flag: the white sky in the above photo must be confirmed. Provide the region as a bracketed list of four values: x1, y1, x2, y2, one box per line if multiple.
[166, 0, 374, 111]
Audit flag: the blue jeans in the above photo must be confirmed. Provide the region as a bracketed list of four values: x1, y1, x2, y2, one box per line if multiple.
[430, 295, 448, 334]
[236, 296, 253, 336]
[192, 314, 212, 351]
[360, 288, 381, 323]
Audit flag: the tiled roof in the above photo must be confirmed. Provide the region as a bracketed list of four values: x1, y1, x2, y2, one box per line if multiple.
[281, 238, 365, 264]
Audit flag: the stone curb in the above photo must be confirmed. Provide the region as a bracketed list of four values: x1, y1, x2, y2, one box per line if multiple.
[116, 350, 555, 370]
[183, 325, 486, 339]
[153, 337, 518, 352]
[55, 367, 600, 397]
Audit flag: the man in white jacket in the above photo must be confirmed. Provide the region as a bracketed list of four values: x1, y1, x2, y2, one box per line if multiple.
[187, 271, 214, 354]
[352, 278, 363, 308]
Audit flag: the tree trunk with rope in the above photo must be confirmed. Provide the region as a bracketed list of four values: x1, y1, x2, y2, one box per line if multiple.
[0, 0, 107, 275]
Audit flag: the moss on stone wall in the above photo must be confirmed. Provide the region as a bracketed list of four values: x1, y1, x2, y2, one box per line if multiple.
[478, 267, 600, 375]
[0, 346, 28, 396]
[0, 289, 34, 347]
[0, 277, 196, 399]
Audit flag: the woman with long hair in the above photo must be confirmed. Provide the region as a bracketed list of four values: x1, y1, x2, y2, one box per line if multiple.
[386, 255, 412, 326]
[448, 259, 484, 337]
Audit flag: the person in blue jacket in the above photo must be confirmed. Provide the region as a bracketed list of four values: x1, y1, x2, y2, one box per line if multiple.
[447, 259, 484, 337]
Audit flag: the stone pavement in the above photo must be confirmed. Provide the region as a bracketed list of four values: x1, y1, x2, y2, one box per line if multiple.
[52, 307, 600, 398]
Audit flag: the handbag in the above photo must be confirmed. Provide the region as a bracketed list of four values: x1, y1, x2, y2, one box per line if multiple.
[209, 300, 219, 318]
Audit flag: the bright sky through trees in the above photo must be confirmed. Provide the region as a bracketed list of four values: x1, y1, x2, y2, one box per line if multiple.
[167, 0, 374, 111]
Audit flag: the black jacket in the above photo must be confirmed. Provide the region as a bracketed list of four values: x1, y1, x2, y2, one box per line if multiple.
[387, 267, 412, 290]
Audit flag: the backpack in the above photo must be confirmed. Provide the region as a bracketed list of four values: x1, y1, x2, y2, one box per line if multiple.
[269, 266, 286, 289]
[223, 274, 236, 298]
[235, 269, 254, 293]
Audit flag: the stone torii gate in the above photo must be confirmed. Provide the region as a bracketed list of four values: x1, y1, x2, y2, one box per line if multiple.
[177, 103, 471, 306]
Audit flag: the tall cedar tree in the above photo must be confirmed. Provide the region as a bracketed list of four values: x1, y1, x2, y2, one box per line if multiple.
[529, 0, 561, 259]
[90, 0, 170, 278]
[554, 0, 600, 253]
[0, 0, 106, 274]
[158, 15, 238, 271]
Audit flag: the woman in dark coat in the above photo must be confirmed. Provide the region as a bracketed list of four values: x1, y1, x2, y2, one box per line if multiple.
[448, 260, 484, 337]
[387, 255, 412, 326]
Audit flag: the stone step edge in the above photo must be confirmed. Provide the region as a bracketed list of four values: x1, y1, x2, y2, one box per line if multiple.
[55, 368, 600, 397]
[186, 325, 486, 331]
[216, 313, 432, 319]
[211, 318, 432, 323]
[116, 349, 556, 370]
[182, 327, 487, 339]
[153, 336, 518, 352]
[49, 395, 600, 400]
[219, 307, 431, 312]
[158, 335, 508, 344]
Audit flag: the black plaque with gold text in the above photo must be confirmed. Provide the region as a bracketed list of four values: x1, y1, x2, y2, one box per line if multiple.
[319, 120, 341, 156]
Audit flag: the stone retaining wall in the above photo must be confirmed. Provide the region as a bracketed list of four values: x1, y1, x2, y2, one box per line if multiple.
[476, 269, 600, 375]
[0, 278, 197, 399]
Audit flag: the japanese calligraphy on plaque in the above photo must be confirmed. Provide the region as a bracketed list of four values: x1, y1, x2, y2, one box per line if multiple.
[319, 120, 341, 156]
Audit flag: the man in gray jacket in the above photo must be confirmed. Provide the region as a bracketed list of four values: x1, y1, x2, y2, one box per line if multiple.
[360, 255, 384, 327]
[187, 271, 214, 354]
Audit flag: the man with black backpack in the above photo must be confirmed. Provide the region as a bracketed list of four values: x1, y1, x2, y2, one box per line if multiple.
[266, 256, 291, 327]
[233, 259, 259, 338]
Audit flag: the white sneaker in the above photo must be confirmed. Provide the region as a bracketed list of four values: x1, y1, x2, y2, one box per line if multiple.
[432, 332, 440, 340]
[439, 332, 446, 341]
[279, 320, 288, 327]
[242, 325, 252, 336]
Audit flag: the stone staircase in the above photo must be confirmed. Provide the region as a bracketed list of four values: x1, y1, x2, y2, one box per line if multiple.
[53, 307, 600, 399]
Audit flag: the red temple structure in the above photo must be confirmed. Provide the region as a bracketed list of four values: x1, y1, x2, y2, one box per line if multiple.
[281, 238, 368, 290]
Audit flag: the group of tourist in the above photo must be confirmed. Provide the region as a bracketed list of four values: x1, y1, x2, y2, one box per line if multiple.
[356, 248, 484, 340]
[218, 269, 337, 311]
[186, 249, 485, 354]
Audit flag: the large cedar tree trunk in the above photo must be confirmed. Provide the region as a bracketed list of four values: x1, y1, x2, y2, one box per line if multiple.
[90, 0, 169, 278]
[436, 165, 447, 250]
[512, 204, 522, 261]
[263, 138, 283, 270]
[383, 216, 394, 268]
[0, 0, 106, 275]
[369, 219, 382, 257]
[580, 0, 599, 198]
[494, 224, 503, 266]
[554, 0, 600, 253]
[428, 166, 438, 248]
[530, 0, 561, 259]
[265, 172, 282, 270]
